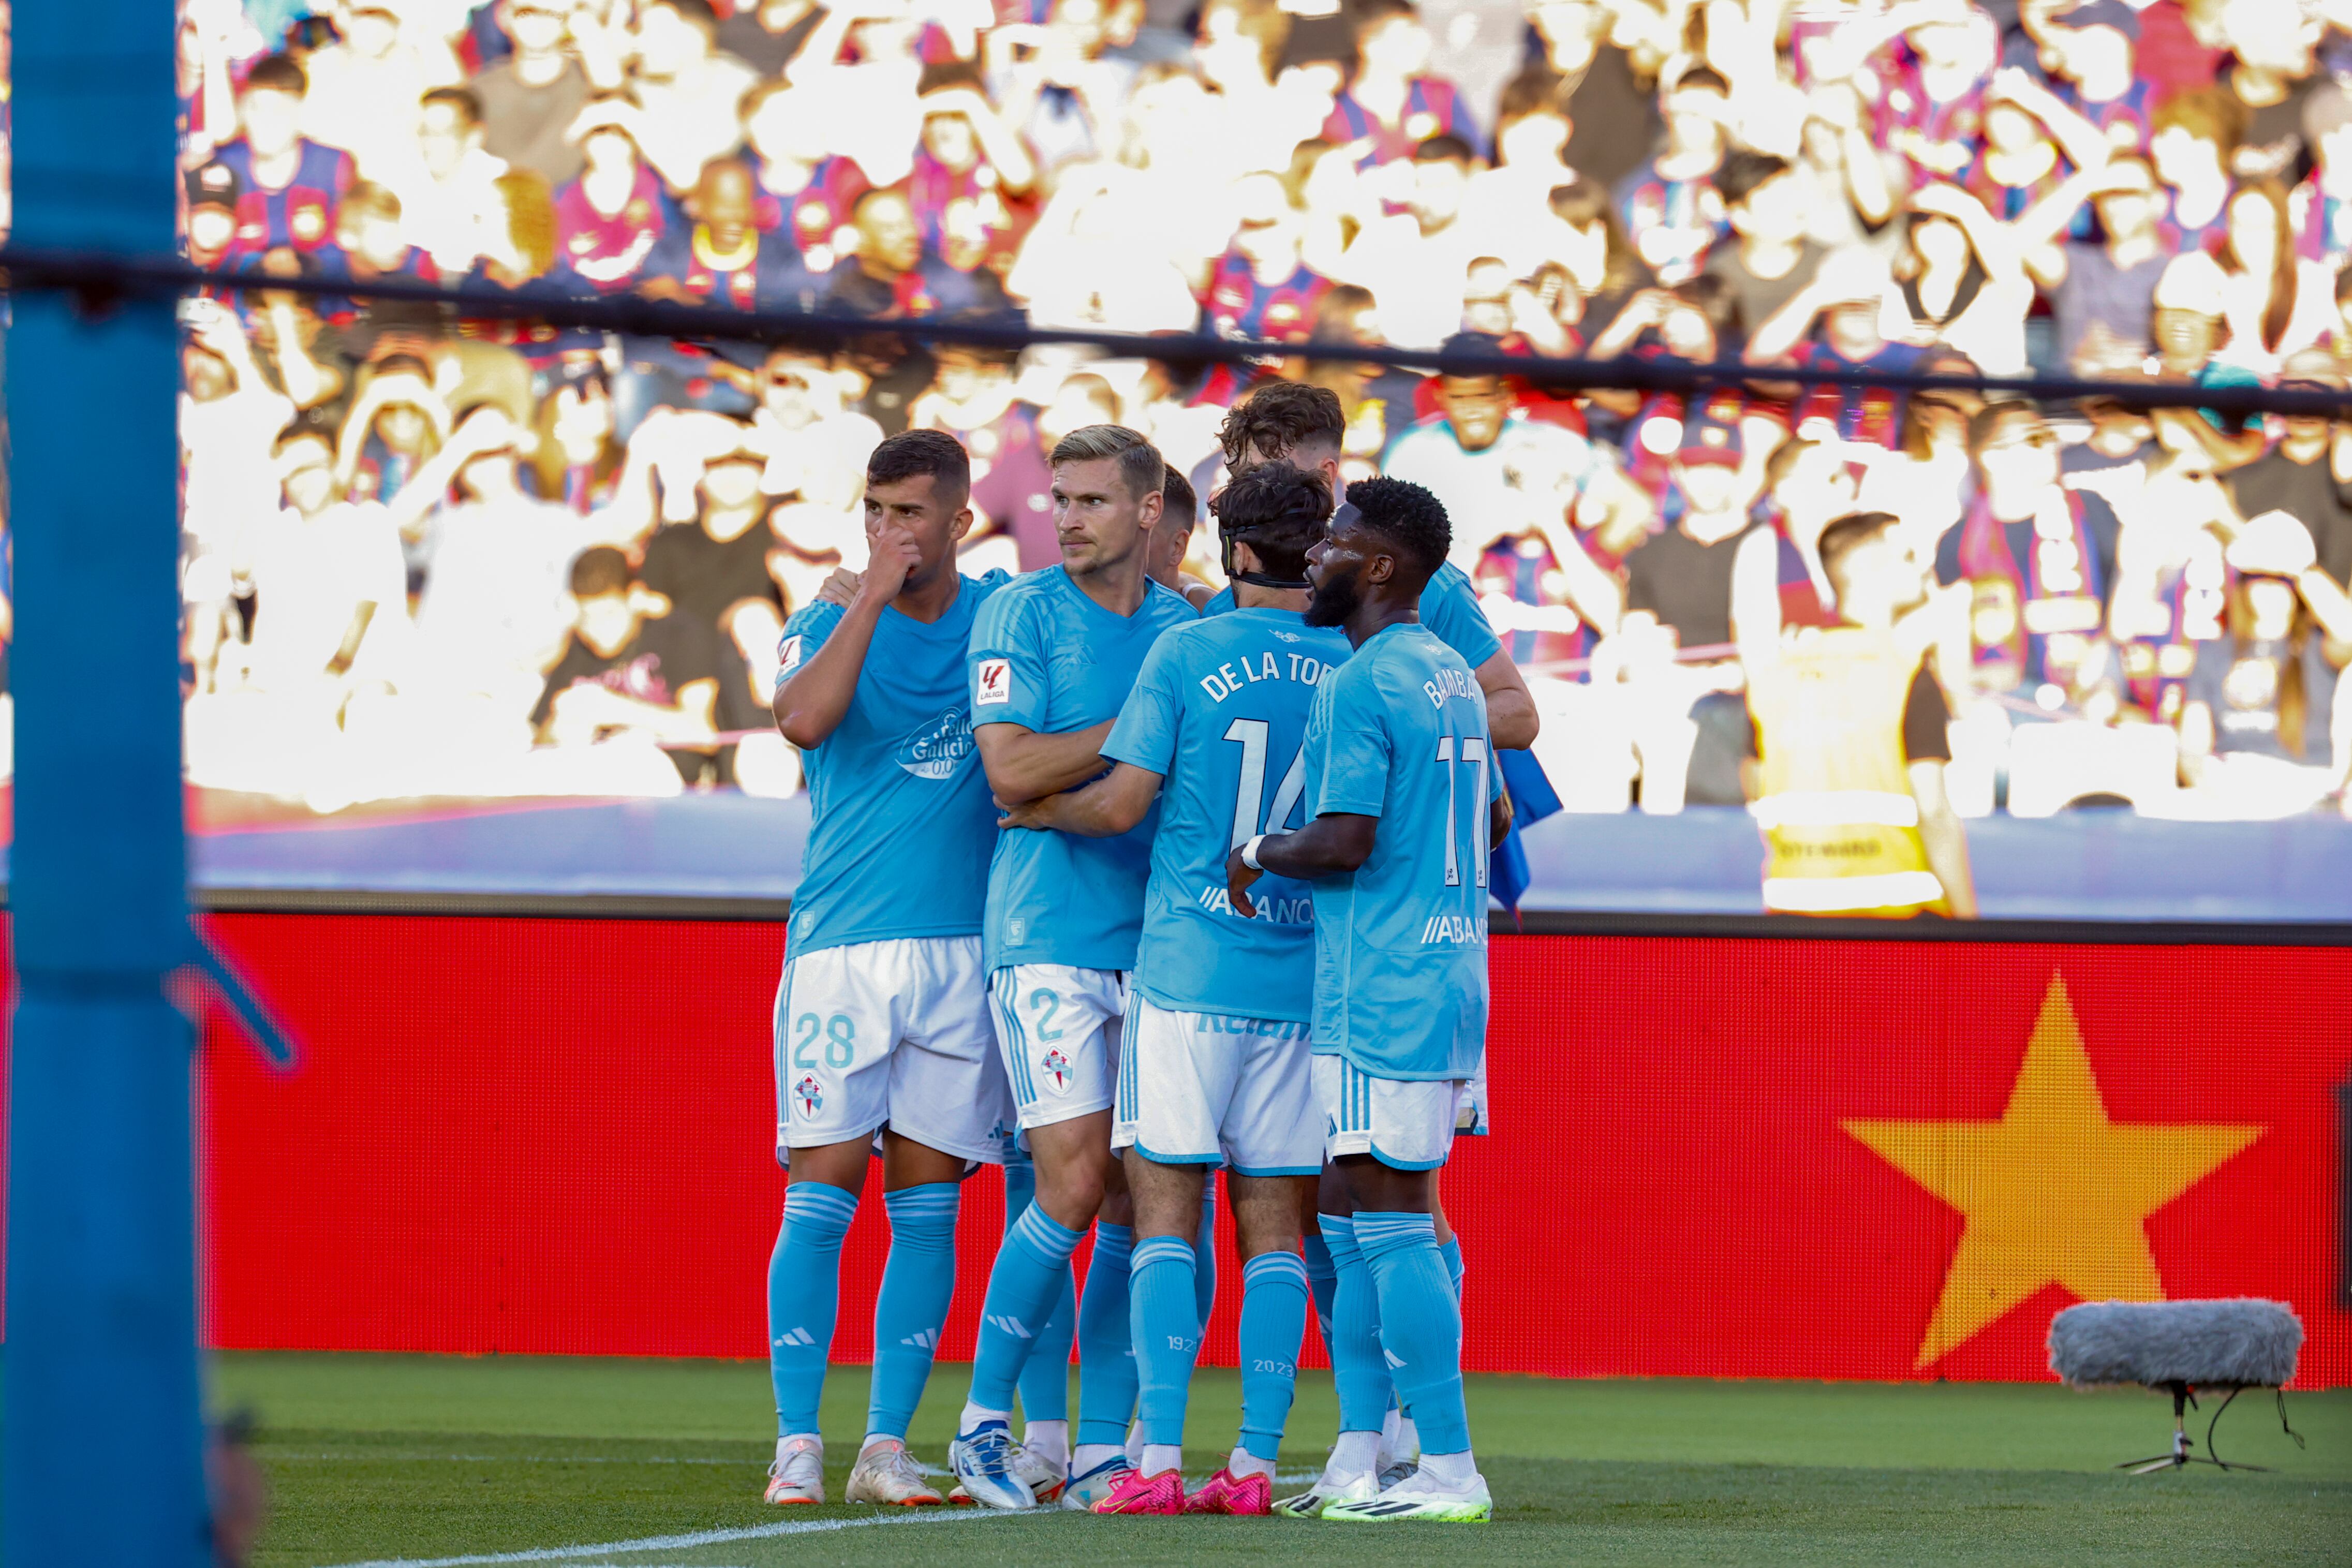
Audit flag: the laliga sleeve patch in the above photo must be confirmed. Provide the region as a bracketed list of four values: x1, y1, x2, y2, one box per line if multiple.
[975, 657, 1013, 707]
[777, 634, 804, 675]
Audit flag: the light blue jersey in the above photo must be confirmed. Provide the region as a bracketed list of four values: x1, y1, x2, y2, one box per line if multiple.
[1203, 561, 1501, 670]
[783, 571, 1011, 955]
[970, 566, 1199, 972]
[1104, 607, 1354, 1022]
[1304, 622, 1497, 1081]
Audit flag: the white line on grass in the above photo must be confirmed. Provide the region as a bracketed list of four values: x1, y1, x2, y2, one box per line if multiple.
[330, 1504, 1023, 1568]
[273, 1453, 740, 1467]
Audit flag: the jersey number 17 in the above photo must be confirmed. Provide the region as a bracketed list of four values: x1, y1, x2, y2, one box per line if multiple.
[1437, 734, 1490, 889]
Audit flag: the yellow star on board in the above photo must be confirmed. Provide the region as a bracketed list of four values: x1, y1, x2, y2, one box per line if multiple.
[1843, 975, 2264, 1369]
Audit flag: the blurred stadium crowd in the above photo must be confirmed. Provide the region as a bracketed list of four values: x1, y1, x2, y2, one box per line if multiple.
[154, 0, 2352, 819]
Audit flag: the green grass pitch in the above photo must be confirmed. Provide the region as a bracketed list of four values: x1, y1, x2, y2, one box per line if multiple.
[215, 1352, 2349, 1567]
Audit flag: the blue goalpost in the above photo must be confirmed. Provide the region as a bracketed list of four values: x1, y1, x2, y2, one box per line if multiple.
[4, 9, 212, 1564]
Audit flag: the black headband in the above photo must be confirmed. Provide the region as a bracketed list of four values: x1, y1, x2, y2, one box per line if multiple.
[1218, 494, 1334, 591]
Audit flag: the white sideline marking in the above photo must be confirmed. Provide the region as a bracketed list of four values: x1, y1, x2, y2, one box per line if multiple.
[330, 1506, 1018, 1567]
[276, 1454, 738, 1467]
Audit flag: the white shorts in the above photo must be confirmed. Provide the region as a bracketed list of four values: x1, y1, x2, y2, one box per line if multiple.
[1456, 1056, 1490, 1137]
[1113, 995, 1322, 1177]
[1315, 1055, 1468, 1172]
[773, 936, 1012, 1164]
[990, 964, 1126, 1130]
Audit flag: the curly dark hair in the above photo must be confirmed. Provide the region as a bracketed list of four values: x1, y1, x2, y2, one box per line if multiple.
[1210, 460, 1330, 580]
[1343, 475, 1451, 583]
[1217, 381, 1345, 470]
[867, 428, 971, 506]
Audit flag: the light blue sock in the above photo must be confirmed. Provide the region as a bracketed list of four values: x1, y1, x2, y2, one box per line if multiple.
[767, 1180, 859, 1436]
[1391, 1237, 1462, 1428]
[1236, 1251, 1309, 1461]
[1002, 1155, 1036, 1225]
[1318, 1214, 1391, 1434]
[1301, 1230, 1338, 1347]
[865, 1183, 959, 1441]
[1354, 1212, 1467, 1456]
[1001, 1160, 1074, 1423]
[1074, 1222, 1136, 1447]
[1128, 1235, 1198, 1448]
[1193, 1179, 1219, 1333]
[968, 1203, 1086, 1416]
[1020, 1265, 1075, 1423]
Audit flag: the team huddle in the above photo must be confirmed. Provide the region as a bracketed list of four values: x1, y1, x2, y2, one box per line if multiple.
[763, 388, 1513, 1523]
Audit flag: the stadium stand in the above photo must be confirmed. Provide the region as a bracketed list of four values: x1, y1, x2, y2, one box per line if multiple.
[152, 0, 2352, 827]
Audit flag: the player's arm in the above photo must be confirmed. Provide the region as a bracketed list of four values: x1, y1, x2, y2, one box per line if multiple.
[974, 719, 1119, 805]
[1428, 566, 1541, 750]
[997, 762, 1163, 836]
[1001, 635, 1179, 826]
[1474, 650, 1539, 751]
[968, 584, 1121, 803]
[1224, 812, 1378, 916]
[772, 519, 918, 748]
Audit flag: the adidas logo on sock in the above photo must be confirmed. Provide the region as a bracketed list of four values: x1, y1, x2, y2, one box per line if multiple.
[1383, 1349, 1408, 1369]
[899, 1328, 939, 1350]
[773, 1327, 818, 1348]
[985, 1314, 1032, 1338]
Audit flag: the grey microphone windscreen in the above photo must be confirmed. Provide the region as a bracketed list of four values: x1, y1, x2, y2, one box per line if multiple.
[2047, 1300, 2303, 1389]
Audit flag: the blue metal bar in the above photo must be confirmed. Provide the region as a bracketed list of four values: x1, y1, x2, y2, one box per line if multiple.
[4, 8, 209, 1566]
[0, 244, 2349, 421]
[190, 939, 301, 1072]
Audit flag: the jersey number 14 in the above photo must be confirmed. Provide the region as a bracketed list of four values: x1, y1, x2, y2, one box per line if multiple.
[1225, 718, 1491, 890]
[1222, 718, 1306, 849]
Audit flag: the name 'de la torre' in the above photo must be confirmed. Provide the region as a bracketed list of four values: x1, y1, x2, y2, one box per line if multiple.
[1199, 652, 1333, 702]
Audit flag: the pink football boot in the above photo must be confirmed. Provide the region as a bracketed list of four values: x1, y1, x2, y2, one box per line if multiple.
[1090, 1467, 1187, 1515]
[1185, 1467, 1273, 1515]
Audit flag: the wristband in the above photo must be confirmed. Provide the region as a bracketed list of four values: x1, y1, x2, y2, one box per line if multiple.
[1241, 834, 1268, 871]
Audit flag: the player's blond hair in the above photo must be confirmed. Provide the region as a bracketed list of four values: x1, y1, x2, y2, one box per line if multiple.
[1048, 423, 1165, 501]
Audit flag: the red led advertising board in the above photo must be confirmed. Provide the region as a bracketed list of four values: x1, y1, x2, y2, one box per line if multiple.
[191, 915, 2346, 1386]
